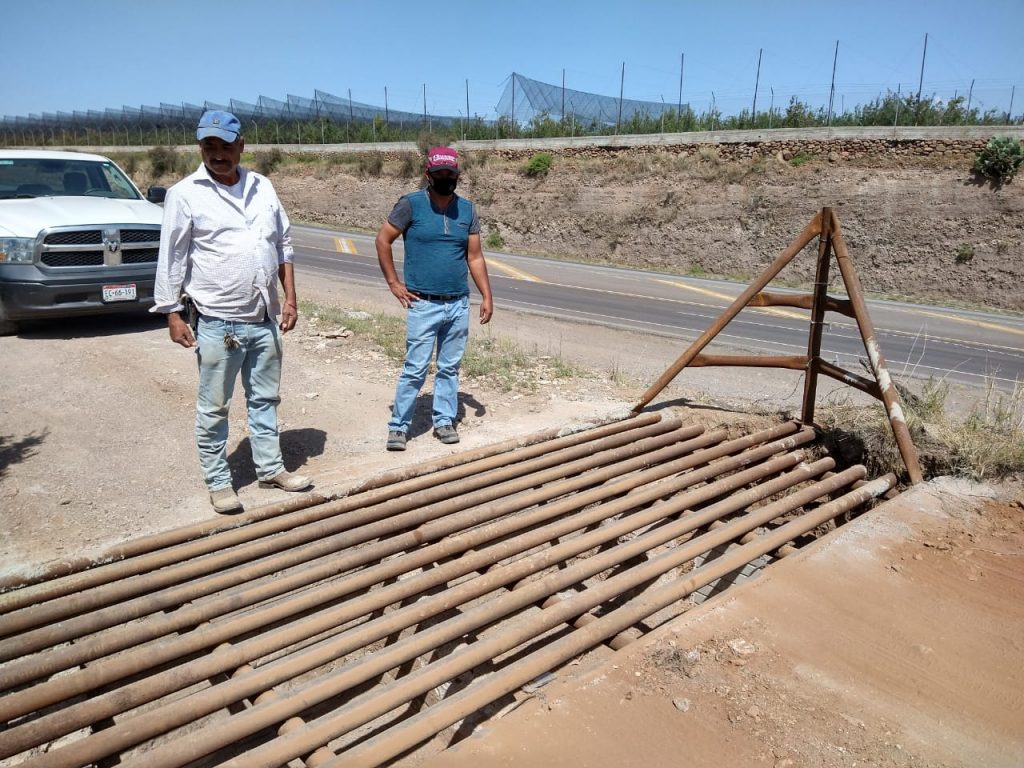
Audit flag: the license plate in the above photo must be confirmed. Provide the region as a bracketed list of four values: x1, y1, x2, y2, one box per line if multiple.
[102, 283, 137, 303]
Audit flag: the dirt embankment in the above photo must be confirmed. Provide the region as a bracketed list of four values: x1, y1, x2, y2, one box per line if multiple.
[251, 142, 1024, 312]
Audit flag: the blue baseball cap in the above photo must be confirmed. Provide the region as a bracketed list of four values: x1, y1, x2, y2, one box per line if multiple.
[196, 110, 241, 142]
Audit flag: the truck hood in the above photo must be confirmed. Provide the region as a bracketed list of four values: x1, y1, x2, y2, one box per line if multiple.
[0, 197, 163, 238]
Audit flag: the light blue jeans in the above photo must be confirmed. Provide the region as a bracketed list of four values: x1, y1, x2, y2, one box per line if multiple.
[388, 296, 470, 434]
[195, 316, 284, 491]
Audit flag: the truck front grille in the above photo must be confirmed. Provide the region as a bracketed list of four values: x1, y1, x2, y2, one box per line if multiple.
[41, 251, 106, 267]
[38, 226, 160, 269]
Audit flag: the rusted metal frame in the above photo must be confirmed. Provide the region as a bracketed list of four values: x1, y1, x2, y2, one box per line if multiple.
[0, 423, 695, 685]
[108, 452, 833, 768]
[828, 210, 924, 483]
[817, 359, 883, 398]
[0, 418, 683, 649]
[0, 414, 664, 611]
[207, 462, 864, 768]
[0, 425, 808, 752]
[633, 213, 822, 412]
[800, 206, 836, 426]
[748, 290, 854, 317]
[335, 472, 897, 768]
[690, 354, 806, 369]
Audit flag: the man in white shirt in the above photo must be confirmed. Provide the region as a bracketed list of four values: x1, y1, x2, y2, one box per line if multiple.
[152, 110, 312, 513]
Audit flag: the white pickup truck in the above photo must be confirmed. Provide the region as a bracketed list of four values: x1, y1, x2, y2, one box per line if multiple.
[0, 149, 167, 334]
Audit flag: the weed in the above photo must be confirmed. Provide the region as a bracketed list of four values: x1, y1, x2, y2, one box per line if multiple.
[484, 227, 505, 249]
[817, 376, 1024, 481]
[995, 239, 1010, 255]
[300, 299, 584, 394]
[358, 152, 384, 177]
[146, 146, 187, 178]
[525, 152, 553, 177]
[955, 244, 975, 264]
[396, 152, 421, 178]
[789, 151, 813, 167]
[253, 148, 283, 175]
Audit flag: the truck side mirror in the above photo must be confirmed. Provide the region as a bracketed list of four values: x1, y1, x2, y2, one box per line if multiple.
[147, 186, 167, 204]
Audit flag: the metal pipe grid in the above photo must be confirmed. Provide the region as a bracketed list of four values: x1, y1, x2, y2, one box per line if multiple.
[0, 413, 894, 768]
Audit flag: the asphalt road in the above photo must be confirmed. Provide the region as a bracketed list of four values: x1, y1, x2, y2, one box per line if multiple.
[291, 224, 1024, 391]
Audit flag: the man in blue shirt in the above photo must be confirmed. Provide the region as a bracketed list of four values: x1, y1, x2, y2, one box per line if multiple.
[375, 147, 493, 451]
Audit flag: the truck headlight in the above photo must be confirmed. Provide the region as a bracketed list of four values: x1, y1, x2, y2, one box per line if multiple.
[0, 238, 35, 264]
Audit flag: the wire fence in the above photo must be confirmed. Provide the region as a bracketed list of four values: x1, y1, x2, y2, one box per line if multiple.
[1, 74, 1020, 148]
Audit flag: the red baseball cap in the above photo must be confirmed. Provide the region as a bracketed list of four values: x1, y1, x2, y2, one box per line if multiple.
[426, 147, 460, 174]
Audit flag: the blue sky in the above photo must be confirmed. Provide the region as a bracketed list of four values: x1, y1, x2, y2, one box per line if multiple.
[2, 0, 1022, 120]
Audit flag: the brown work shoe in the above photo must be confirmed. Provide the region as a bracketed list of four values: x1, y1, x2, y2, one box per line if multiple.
[259, 470, 313, 492]
[209, 487, 243, 514]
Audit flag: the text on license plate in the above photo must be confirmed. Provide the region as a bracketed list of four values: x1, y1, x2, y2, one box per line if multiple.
[102, 283, 137, 303]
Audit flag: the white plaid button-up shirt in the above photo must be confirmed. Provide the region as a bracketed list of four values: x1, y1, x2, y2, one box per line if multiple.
[152, 163, 294, 322]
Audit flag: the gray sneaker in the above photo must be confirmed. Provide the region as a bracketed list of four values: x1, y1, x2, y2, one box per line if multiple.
[386, 430, 407, 451]
[433, 424, 460, 444]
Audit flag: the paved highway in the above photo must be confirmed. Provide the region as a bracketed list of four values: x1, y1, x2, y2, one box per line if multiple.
[291, 224, 1024, 391]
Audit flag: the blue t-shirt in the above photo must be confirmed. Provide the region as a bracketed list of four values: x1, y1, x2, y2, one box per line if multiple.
[387, 189, 480, 296]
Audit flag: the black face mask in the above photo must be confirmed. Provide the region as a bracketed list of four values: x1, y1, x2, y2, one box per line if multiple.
[429, 175, 458, 196]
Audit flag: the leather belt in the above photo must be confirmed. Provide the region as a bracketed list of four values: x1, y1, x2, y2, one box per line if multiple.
[412, 292, 462, 301]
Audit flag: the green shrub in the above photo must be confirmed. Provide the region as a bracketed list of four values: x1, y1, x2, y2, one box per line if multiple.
[955, 244, 975, 264]
[789, 150, 813, 167]
[254, 148, 283, 175]
[973, 136, 1024, 184]
[525, 152, 553, 177]
[484, 227, 505, 249]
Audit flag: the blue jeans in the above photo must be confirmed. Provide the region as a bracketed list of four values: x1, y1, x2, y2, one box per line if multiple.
[195, 317, 284, 491]
[388, 296, 469, 434]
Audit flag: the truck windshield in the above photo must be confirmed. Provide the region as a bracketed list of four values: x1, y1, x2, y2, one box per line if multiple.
[0, 158, 141, 200]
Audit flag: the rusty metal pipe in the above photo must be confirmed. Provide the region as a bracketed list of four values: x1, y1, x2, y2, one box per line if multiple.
[105, 454, 834, 768]
[800, 206, 835, 425]
[691, 354, 807, 369]
[0, 417, 682, 650]
[1, 425, 695, 691]
[0, 414, 663, 611]
[817, 359, 883, 397]
[748, 291, 853, 317]
[633, 213, 822, 411]
[20, 441, 817, 768]
[829, 210, 922, 484]
[0, 426, 726, 724]
[205, 461, 859, 768]
[0, 493, 328, 597]
[338, 473, 897, 768]
[0, 425, 806, 751]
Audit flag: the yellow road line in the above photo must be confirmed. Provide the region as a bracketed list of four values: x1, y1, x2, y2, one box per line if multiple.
[901, 308, 1024, 338]
[655, 279, 806, 320]
[486, 256, 544, 283]
[333, 237, 358, 254]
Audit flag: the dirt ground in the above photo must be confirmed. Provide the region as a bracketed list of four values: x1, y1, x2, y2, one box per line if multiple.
[1, 266, 1021, 766]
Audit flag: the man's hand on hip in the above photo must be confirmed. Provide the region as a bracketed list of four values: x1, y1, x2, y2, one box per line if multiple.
[388, 281, 419, 309]
[167, 313, 196, 348]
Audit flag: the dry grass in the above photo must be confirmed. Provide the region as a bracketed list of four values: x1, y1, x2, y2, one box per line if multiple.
[816, 377, 1024, 482]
